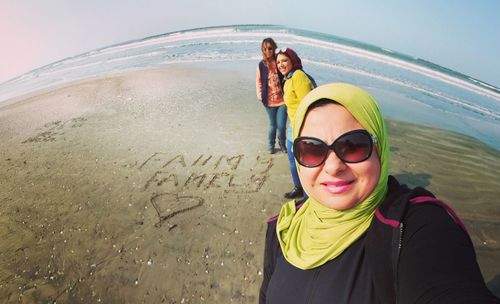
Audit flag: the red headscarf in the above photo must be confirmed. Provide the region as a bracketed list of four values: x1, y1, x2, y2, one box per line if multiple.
[276, 48, 303, 70]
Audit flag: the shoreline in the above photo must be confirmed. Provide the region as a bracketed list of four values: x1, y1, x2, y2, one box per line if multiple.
[3, 61, 500, 152]
[1, 64, 499, 302]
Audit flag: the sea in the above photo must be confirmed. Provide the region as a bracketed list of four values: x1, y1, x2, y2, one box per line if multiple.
[0, 24, 499, 149]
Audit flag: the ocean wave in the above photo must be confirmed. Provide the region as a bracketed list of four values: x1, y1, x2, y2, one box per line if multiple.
[305, 59, 500, 120]
[275, 33, 500, 102]
[95, 26, 499, 102]
[1, 25, 499, 110]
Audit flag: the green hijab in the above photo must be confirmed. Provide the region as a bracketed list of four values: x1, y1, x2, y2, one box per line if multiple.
[276, 83, 390, 270]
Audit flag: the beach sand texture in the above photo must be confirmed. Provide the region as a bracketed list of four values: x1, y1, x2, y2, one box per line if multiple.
[1, 64, 499, 303]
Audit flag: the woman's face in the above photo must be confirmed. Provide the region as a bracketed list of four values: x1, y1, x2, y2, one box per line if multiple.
[262, 42, 275, 60]
[276, 53, 293, 76]
[298, 103, 381, 210]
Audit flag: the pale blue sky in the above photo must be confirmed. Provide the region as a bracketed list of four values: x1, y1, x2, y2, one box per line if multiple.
[1, 0, 499, 86]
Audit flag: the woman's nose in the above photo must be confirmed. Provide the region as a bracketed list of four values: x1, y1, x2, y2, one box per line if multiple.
[323, 150, 346, 176]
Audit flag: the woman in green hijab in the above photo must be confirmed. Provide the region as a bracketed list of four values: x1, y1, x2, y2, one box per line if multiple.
[259, 83, 498, 303]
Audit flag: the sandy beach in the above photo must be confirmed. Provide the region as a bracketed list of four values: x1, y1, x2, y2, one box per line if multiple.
[1, 63, 499, 303]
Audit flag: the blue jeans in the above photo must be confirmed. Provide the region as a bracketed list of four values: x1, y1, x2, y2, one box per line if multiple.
[265, 105, 287, 150]
[286, 127, 302, 188]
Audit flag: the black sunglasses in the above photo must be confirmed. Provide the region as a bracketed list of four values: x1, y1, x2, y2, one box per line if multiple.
[293, 129, 377, 167]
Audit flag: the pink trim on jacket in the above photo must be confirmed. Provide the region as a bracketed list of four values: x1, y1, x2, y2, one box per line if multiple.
[409, 196, 469, 235]
[375, 208, 400, 228]
[374, 196, 469, 235]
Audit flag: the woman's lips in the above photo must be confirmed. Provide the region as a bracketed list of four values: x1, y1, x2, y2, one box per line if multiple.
[321, 180, 354, 194]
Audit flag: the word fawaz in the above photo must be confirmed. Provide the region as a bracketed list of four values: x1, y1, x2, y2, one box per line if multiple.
[139, 153, 274, 193]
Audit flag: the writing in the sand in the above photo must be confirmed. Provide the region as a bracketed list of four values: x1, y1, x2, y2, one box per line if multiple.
[139, 153, 274, 227]
[139, 153, 273, 193]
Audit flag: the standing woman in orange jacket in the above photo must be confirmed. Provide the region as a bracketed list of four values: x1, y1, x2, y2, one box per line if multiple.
[256, 38, 287, 155]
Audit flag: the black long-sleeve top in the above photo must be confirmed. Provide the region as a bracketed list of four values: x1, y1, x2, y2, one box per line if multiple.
[260, 176, 499, 303]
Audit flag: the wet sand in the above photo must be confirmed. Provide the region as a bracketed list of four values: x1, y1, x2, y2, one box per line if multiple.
[1, 63, 499, 303]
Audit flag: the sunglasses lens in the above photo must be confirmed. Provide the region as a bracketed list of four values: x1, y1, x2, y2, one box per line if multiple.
[295, 138, 327, 167]
[335, 132, 372, 163]
[294, 131, 374, 167]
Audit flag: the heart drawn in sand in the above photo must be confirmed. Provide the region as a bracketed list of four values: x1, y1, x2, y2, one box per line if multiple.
[150, 192, 205, 227]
